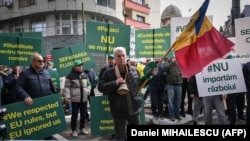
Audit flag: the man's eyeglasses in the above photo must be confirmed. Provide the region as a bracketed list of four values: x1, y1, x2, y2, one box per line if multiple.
[36, 60, 45, 63]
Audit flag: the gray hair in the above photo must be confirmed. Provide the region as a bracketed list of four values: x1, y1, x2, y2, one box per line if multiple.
[113, 46, 126, 56]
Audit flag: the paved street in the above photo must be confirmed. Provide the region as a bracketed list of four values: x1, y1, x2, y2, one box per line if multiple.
[53, 89, 247, 140]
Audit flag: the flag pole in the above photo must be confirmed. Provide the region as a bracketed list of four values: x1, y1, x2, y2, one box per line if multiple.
[158, 45, 174, 65]
[137, 45, 174, 95]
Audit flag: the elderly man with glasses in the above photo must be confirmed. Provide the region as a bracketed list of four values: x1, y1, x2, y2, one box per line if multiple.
[15, 53, 57, 140]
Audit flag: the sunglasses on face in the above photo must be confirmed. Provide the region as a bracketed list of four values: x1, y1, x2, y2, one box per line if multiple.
[36, 60, 45, 63]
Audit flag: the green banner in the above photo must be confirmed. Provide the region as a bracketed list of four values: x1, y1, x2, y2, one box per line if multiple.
[135, 28, 172, 58]
[90, 94, 145, 136]
[0, 94, 67, 140]
[51, 43, 95, 77]
[86, 20, 130, 55]
[0, 32, 45, 58]
[48, 69, 60, 89]
[0, 36, 44, 66]
[0, 32, 44, 39]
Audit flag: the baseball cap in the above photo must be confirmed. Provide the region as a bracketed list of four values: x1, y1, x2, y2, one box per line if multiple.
[48, 61, 54, 66]
[74, 60, 83, 66]
[108, 54, 114, 58]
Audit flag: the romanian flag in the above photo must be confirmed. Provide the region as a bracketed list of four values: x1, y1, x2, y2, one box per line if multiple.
[172, 0, 235, 78]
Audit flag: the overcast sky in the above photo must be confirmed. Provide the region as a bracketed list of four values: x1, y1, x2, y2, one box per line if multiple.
[160, 0, 249, 30]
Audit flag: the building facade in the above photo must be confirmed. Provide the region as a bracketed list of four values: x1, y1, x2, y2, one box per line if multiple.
[0, 0, 160, 53]
[0, 0, 161, 72]
[161, 4, 182, 28]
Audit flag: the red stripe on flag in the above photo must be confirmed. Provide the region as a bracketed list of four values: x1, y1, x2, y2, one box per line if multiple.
[175, 27, 234, 77]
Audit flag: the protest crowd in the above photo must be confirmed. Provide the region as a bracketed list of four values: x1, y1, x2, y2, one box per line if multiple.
[0, 1, 250, 141]
[1, 51, 250, 140]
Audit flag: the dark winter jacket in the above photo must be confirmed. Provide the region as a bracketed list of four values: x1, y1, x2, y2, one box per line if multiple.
[15, 65, 57, 100]
[187, 76, 200, 97]
[0, 76, 2, 89]
[4, 72, 20, 102]
[164, 61, 183, 85]
[99, 65, 114, 80]
[98, 64, 142, 116]
[148, 63, 166, 87]
[64, 68, 91, 103]
[243, 62, 250, 88]
[84, 69, 98, 89]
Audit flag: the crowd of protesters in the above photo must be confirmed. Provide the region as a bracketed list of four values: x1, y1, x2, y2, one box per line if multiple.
[1, 52, 250, 140]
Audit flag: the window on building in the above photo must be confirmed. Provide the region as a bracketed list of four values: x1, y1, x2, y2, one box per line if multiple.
[3, 0, 13, 7]
[10, 20, 24, 32]
[61, 14, 71, 34]
[136, 15, 145, 22]
[0, 24, 4, 30]
[48, 0, 55, 1]
[97, 0, 112, 7]
[19, 0, 36, 8]
[97, 0, 107, 6]
[72, 14, 78, 34]
[136, 0, 144, 5]
[30, 16, 46, 36]
[56, 13, 78, 35]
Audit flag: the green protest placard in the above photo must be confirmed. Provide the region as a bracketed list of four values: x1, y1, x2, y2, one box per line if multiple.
[51, 43, 95, 77]
[0, 94, 67, 140]
[21, 32, 45, 57]
[0, 36, 44, 66]
[0, 32, 45, 57]
[86, 20, 130, 55]
[0, 32, 43, 39]
[90, 94, 145, 136]
[0, 33, 21, 37]
[135, 28, 172, 58]
[48, 69, 61, 89]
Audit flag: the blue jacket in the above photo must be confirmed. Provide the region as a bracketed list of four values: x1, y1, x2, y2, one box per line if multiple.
[15, 65, 57, 100]
[148, 63, 166, 87]
[84, 69, 98, 89]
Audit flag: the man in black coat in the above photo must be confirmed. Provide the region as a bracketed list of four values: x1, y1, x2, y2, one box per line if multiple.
[243, 62, 250, 125]
[98, 47, 142, 141]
